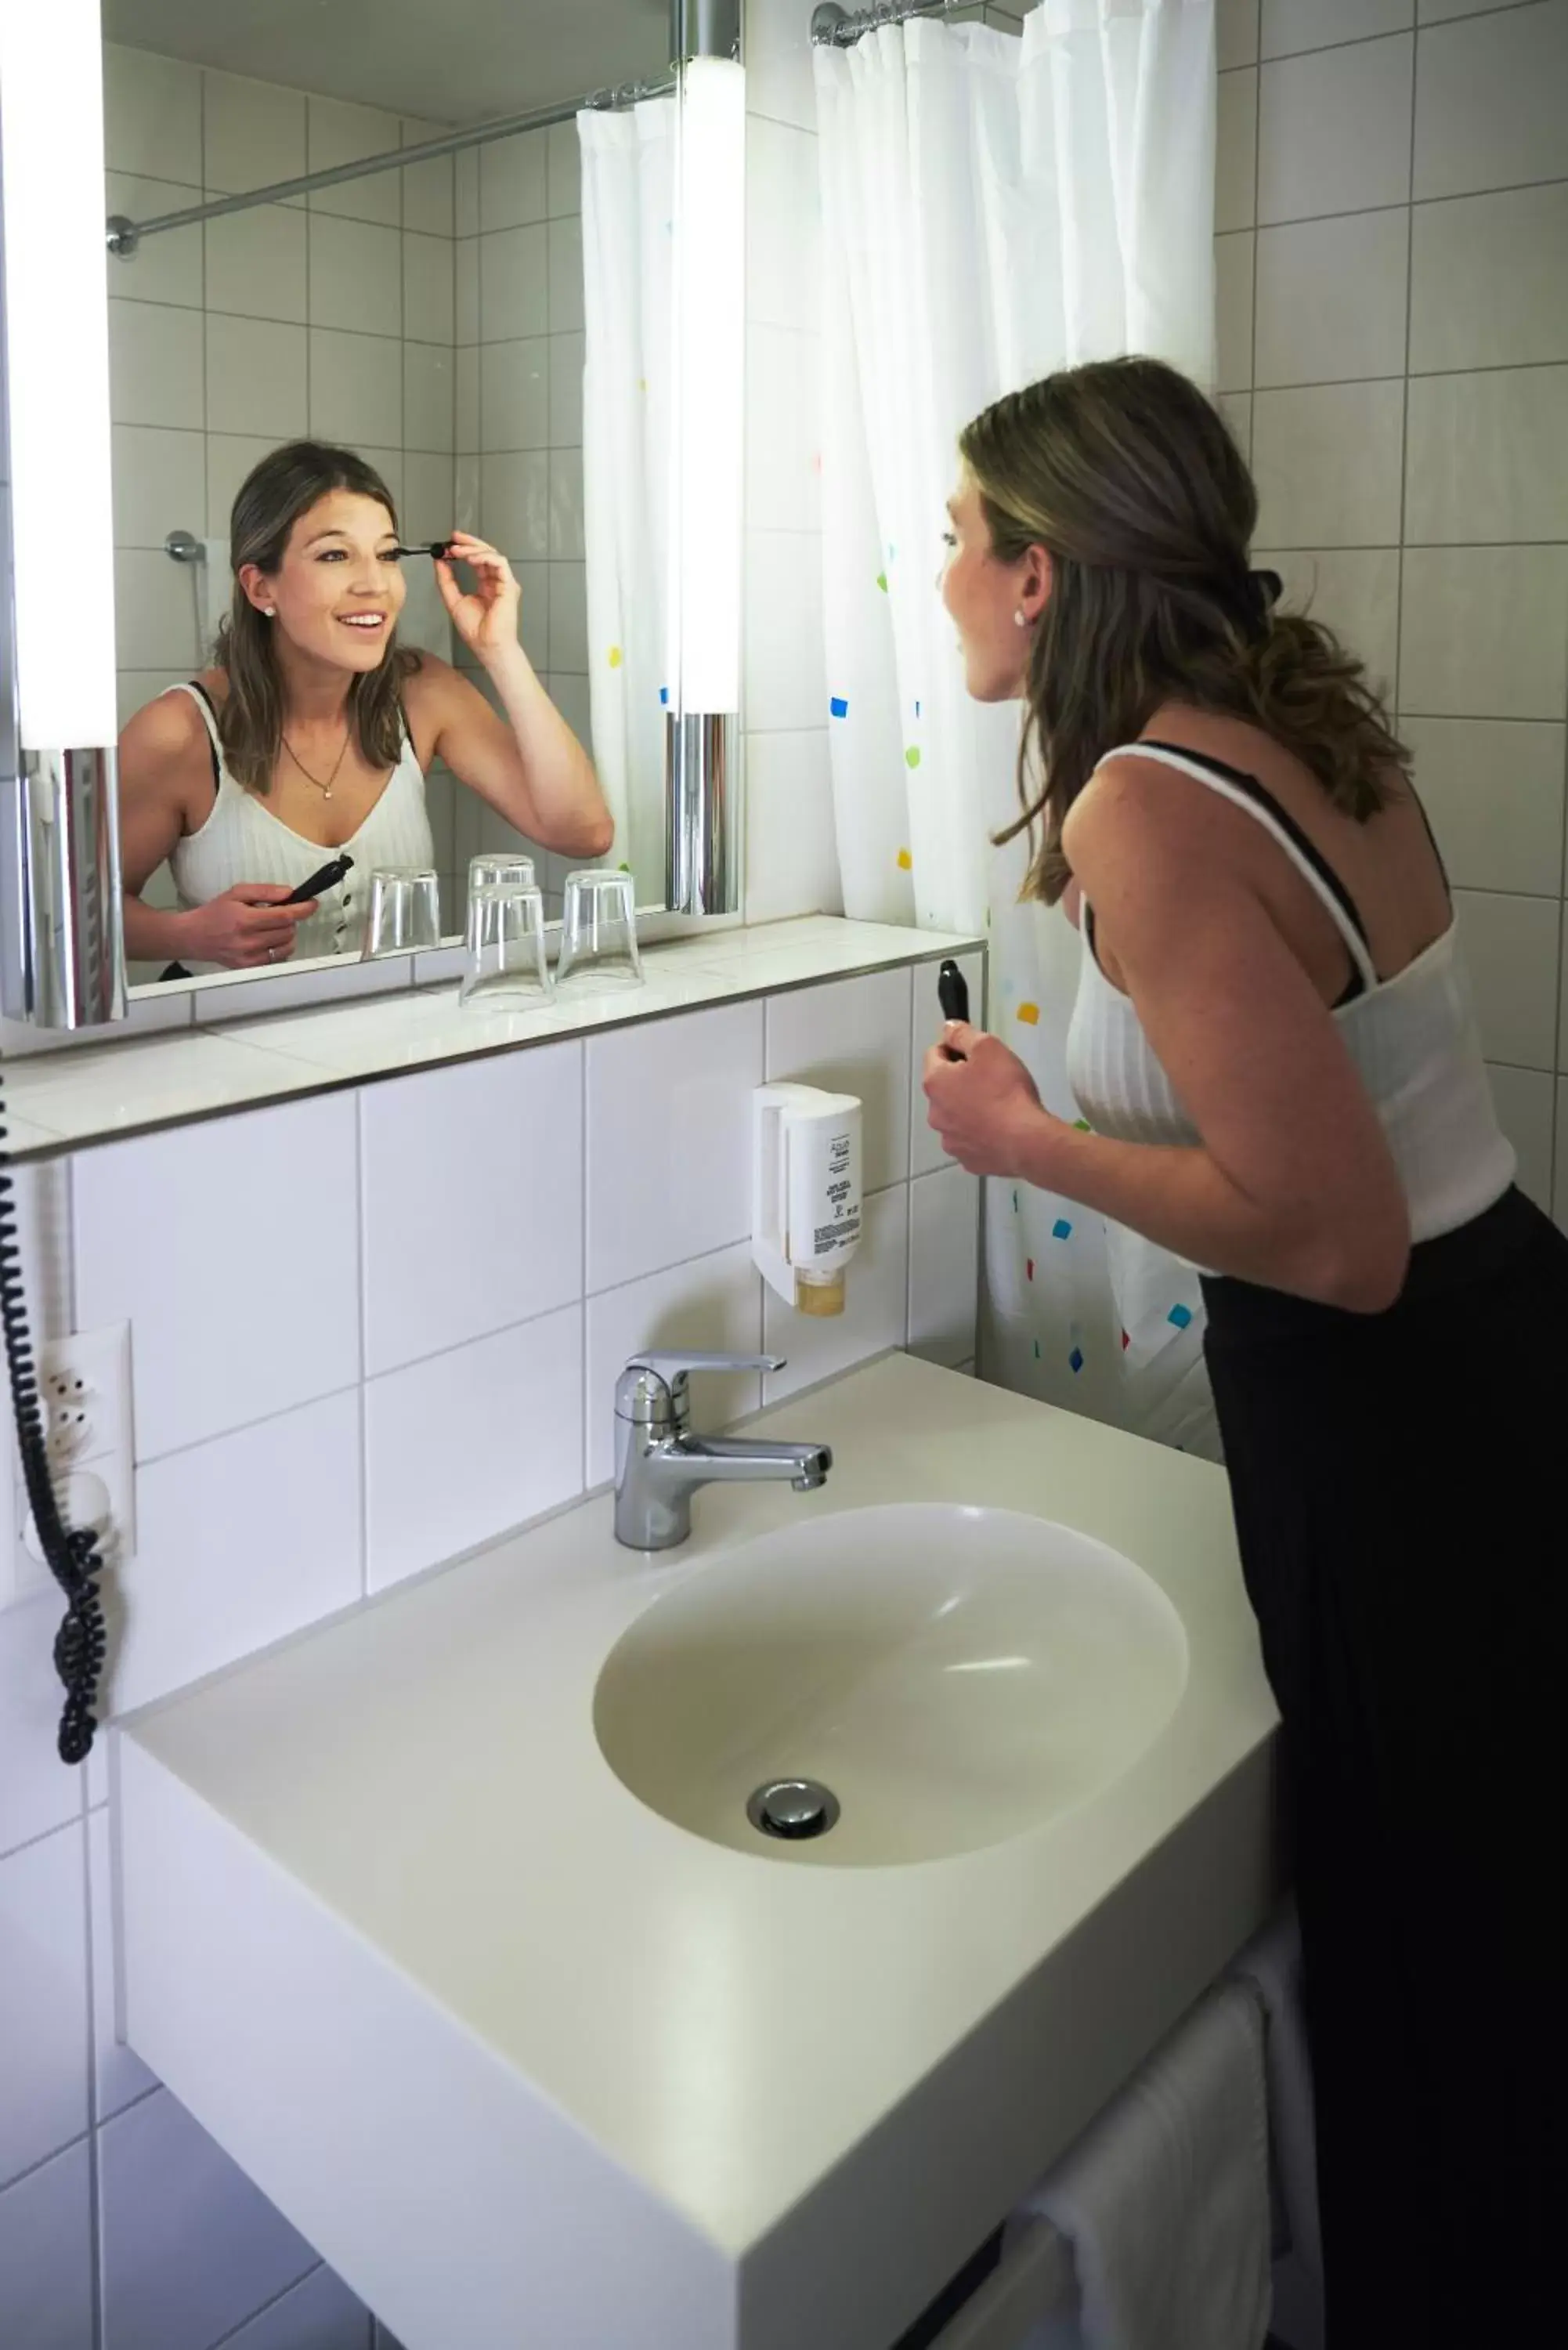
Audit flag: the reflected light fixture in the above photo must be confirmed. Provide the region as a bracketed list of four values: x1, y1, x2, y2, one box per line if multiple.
[0, 0, 125, 1026]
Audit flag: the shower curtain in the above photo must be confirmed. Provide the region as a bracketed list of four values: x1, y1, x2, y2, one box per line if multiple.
[578, 96, 677, 888]
[813, 0, 1223, 1453]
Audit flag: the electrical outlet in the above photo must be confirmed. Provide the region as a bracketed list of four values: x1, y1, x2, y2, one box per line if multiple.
[14, 1322, 135, 1596]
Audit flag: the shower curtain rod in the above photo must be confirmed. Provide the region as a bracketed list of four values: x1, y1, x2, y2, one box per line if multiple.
[106, 70, 677, 257]
[811, 0, 998, 47]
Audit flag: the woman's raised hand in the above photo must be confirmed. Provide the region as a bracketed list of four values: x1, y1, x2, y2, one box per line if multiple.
[433, 532, 524, 661]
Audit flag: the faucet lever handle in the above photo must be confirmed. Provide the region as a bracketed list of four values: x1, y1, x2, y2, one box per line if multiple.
[614, 1350, 783, 1428]
[630, 1350, 783, 1381]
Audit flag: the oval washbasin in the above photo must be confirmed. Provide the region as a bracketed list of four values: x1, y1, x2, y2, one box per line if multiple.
[592, 1503, 1189, 1866]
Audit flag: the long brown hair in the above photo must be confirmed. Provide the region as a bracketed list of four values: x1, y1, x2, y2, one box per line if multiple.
[958, 357, 1409, 905]
[216, 439, 420, 794]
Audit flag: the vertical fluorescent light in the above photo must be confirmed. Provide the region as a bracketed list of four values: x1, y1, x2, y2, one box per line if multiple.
[670, 52, 744, 718]
[0, 0, 118, 748]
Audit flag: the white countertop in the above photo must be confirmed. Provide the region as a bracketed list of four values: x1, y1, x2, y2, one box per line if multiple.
[2, 916, 982, 1159]
[114, 1354, 1279, 2350]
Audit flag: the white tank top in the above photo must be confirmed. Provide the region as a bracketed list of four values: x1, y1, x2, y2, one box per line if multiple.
[165, 681, 436, 962]
[1064, 741, 1516, 1253]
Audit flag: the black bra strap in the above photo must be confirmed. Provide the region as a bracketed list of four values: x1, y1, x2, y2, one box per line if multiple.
[186, 679, 222, 794]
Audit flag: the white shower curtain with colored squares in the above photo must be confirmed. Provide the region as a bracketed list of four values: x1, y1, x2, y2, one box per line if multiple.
[813, 1, 1223, 1452]
[578, 96, 677, 889]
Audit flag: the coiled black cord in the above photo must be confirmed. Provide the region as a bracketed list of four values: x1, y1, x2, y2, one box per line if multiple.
[0, 1059, 107, 1763]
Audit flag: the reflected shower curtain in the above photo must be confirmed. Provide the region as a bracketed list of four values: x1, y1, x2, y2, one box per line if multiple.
[814, 0, 1223, 1452]
[578, 97, 676, 888]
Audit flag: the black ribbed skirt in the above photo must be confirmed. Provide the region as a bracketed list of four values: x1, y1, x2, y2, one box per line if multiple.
[1201, 1185, 1566, 2348]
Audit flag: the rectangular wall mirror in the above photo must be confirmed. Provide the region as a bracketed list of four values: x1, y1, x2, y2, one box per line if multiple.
[1, 0, 744, 1020]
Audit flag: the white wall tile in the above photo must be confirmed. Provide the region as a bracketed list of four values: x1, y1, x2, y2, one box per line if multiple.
[204, 71, 307, 197]
[549, 449, 586, 560]
[112, 426, 205, 551]
[103, 45, 202, 187]
[206, 314, 309, 440]
[305, 98, 403, 227]
[1253, 547, 1401, 702]
[88, 1810, 158, 2125]
[1453, 888, 1560, 1067]
[585, 1002, 765, 1292]
[584, 1244, 764, 1488]
[1219, 390, 1253, 461]
[403, 146, 454, 240]
[1413, 0, 1568, 201]
[359, 1044, 582, 1375]
[112, 1390, 363, 1715]
[1252, 381, 1405, 546]
[73, 1094, 360, 1460]
[403, 345, 455, 457]
[912, 950, 988, 1177]
[1216, 69, 1259, 233]
[746, 117, 822, 330]
[0, 1825, 88, 2188]
[365, 1306, 583, 1590]
[208, 434, 278, 536]
[763, 1181, 909, 1402]
[1418, 0, 1538, 17]
[456, 346, 480, 454]
[1402, 718, 1565, 895]
[309, 329, 403, 449]
[480, 338, 549, 452]
[113, 549, 199, 672]
[1405, 367, 1568, 544]
[1487, 1063, 1555, 1209]
[909, 1165, 980, 1370]
[744, 730, 844, 926]
[110, 302, 204, 432]
[1217, 0, 1260, 69]
[308, 215, 403, 339]
[105, 177, 203, 310]
[547, 121, 582, 220]
[456, 237, 480, 345]
[456, 148, 480, 240]
[1409, 184, 1568, 373]
[746, 322, 822, 530]
[548, 565, 589, 673]
[99, 2088, 316, 2350]
[205, 204, 309, 326]
[479, 226, 549, 342]
[549, 331, 584, 450]
[547, 215, 586, 336]
[1261, 0, 1411, 56]
[403, 452, 456, 545]
[748, 0, 819, 128]
[478, 450, 551, 562]
[1214, 232, 1255, 394]
[1400, 547, 1568, 718]
[480, 131, 548, 233]
[227, 2264, 372, 2350]
[0, 2141, 93, 2350]
[1253, 209, 1408, 386]
[116, 670, 188, 731]
[1258, 36, 1413, 224]
[0, 1595, 85, 1858]
[744, 530, 828, 730]
[403, 232, 455, 346]
[766, 967, 913, 1191]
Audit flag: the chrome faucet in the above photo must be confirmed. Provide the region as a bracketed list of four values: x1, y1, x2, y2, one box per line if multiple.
[612, 1350, 833, 1551]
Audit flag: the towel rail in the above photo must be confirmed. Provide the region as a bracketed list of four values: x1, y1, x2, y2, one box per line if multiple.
[928, 2216, 1077, 2350]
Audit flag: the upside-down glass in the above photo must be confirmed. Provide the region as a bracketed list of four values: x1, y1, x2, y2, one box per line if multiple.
[467, 852, 537, 896]
[458, 882, 553, 1007]
[554, 869, 644, 992]
[362, 867, 441, 957]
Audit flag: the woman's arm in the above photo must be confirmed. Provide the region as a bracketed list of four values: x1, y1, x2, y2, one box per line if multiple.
[426, 533, 614, 859]
[924, 768, 1411, 1312]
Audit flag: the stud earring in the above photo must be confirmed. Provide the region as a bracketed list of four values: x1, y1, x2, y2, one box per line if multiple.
[1013, 609, 1028, 628]
[262, 606, 276, 617]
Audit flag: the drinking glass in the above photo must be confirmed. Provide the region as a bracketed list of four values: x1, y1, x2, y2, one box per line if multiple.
[555, 870, 643, 992]
[362, 867, 441, 957]
[459, 883, 553, 1007]
[467, 852, 537, 895]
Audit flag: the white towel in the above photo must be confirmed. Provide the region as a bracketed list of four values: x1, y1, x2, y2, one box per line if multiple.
[1009, 1980, 1271, 2350]
[1229, 1904, 1322, 2292]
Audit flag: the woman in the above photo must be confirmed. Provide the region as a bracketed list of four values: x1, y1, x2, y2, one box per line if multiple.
[118, 441, 612, 969]
[924, 358, 1562, 2348]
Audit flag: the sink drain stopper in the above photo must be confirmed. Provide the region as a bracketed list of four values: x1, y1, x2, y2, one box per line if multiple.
[747, 1777, 841, 1841]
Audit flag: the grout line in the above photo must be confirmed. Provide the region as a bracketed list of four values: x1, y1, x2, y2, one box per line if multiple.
[1248, 171, 1568, 234]
[1249, 360, 1568, 395]
[1395, 44, 1418, 717]
[0, 2124, 91, 2197]
[207, 2264, 327, 2350]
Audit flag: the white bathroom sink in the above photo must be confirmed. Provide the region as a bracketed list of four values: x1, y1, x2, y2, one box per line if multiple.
[594, 1504, 1188, 1864]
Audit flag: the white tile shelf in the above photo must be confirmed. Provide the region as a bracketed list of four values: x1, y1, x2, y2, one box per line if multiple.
[0, 920, 984, 1162]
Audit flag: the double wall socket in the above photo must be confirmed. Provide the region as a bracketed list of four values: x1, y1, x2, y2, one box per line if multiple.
[5, 1321, 135, 1607]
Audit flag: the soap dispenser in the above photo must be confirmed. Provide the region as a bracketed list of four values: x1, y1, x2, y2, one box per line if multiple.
[753, 1083, 863, 1317]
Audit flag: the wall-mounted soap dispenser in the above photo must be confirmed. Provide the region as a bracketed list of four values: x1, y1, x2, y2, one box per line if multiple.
[753, 1083, 862, 1317]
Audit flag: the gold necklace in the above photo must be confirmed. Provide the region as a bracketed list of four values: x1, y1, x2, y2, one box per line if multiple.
[281, 726, 352, 801]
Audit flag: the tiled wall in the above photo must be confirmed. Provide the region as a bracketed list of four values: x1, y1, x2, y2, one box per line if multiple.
[1215, 0, 1568, 1231]
[102, 43, 465, 922]
[0, 957, 980, 2350]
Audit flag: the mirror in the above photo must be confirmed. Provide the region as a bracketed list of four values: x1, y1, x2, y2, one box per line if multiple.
[99, 0, 679, 988]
